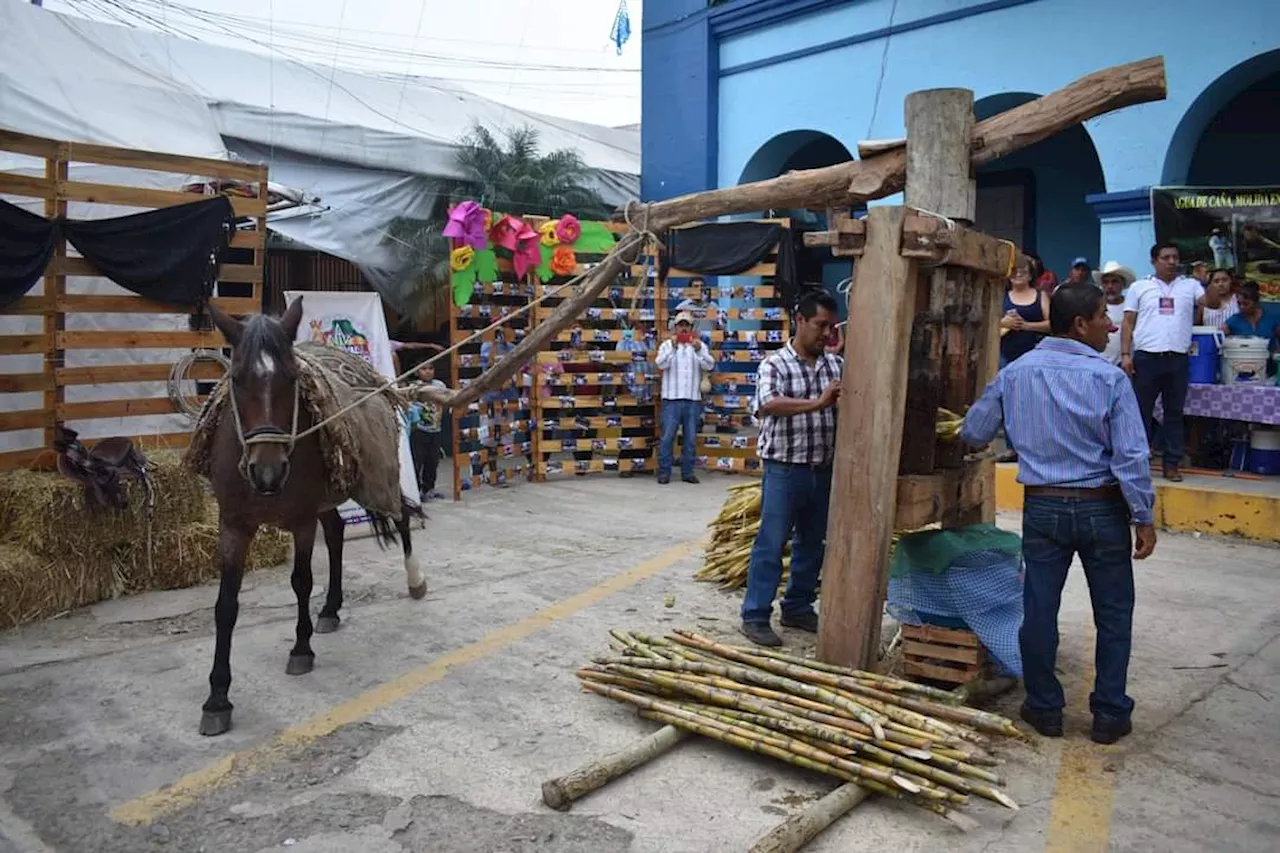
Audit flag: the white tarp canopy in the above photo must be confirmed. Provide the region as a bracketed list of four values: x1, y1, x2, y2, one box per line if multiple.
[0, 0, 639, 289]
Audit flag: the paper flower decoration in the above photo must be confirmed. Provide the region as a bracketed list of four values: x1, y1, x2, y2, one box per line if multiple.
[442, 201, 488, 250]
[550, 245, 577, 276]
[482, 208, 494, 232]
[538, 221, 560, 247]
[489, 214, 536, 251]
[450, 245, 475, 272]
[555, 214, 581, 244]
[513, 238, 543, 279]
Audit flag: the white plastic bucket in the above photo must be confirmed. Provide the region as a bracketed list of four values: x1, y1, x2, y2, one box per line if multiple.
[1220, 337, 1270, 385]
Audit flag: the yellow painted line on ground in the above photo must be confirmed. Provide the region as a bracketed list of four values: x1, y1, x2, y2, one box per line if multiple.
[1042, 639, 1122, 853]
[111, 538, 703, 827]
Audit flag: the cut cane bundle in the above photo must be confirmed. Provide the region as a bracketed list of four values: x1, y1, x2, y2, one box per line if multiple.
[577, 630, 1024, 829]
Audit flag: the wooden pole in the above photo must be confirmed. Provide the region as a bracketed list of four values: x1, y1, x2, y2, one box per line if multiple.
[540, 725, 687, 810]
[816, 206, 917, 669]
[748, 783, 869, 853]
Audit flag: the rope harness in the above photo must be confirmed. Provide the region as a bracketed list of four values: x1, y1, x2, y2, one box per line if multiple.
[225, 373, 302, 484]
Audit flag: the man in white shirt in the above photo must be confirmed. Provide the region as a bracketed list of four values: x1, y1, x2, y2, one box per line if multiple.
[655, 311, 715, 485]
[1120, 242, 1205, 481]
[1092, 261, 1136, 365]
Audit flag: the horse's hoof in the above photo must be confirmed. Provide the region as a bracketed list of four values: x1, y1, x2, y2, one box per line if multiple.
[286, 654, 315, 676]
[200, 709, 233, 736]
[408, 581, 428, 600]
[315, 615, 341, 634]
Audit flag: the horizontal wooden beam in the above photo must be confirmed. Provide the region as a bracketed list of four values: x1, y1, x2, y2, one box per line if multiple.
[0, 373, 54, 394]
[899, 213, 1026, 277]
[0, 334, 50, 355]
[0, 430, 194, 473]
[0, 172, 53, 199]
[0, 130, 266, 183]
[56, 330, 227, 349]
[59, 181, 265, 217]
[894, 456, 995, 530]
[802, 211, 866, 257]
[57, 396, 197, 421]
[56, 361, 226, 385]
[0, 409, 55, 432]
[2, 294, 258, 316]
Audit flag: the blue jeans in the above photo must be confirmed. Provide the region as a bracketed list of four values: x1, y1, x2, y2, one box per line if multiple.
[1021, 495, 1136, 721]
[1132, 351, 1189, 465]
[741, 461, 833, 624]
[658, 399, 700, 479]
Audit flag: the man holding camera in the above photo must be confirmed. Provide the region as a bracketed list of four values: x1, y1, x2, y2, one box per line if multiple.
[655, 311, 715, 485]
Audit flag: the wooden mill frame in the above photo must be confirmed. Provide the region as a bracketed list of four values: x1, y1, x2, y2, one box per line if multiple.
[0, 130, 267, 471]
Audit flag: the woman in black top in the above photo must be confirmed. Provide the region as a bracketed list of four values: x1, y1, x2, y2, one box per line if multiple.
[1000, 262, 1051, 366]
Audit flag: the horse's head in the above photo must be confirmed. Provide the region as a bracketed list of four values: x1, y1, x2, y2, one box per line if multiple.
[209, 297, 304, 495]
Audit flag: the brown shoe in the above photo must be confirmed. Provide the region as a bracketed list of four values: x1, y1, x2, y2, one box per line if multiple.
[1163, 465, 1183, 482]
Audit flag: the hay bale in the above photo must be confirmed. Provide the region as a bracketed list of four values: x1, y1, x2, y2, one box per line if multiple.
[0, 451, 206, 562]
[120, 510, 292, 593]
[0, 544, 118, 630]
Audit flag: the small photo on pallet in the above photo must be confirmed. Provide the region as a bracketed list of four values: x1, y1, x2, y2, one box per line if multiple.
[901, 623, 991, 687]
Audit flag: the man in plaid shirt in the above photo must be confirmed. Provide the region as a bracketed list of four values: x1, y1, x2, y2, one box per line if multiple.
[741, 290, 843, 647]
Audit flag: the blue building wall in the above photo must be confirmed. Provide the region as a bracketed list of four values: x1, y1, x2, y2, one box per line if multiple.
[642, 0, 1280, 280]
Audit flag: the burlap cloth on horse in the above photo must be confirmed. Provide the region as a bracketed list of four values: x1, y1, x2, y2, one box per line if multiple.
[185, 342, 406, 517]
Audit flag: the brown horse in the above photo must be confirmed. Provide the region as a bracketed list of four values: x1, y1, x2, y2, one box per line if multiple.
[199, 297, 425, 736]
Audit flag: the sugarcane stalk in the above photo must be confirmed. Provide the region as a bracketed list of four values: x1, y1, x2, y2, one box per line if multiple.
[541, 724, 688, 810]
[610, 630, 665, 660]
[748, 783, 869, 853]
[576, 668, 667, 695]
[593, 655, 888, 740]
[726, 645, 962, 703]
[583, 682, 937, 798]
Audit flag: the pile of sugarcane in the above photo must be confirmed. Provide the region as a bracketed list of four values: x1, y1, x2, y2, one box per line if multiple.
[578, 630, 1023, 829]
[935, 407, 965, 441]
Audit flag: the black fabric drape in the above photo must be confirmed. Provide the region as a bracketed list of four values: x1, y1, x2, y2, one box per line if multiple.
[0, 198, 58, 307]
[661, 222, 800, 308]
[62, 195, 234, 306]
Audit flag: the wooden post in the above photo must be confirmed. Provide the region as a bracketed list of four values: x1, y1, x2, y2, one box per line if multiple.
[43, 144, 68, 451]
[816, 206, 917, 669]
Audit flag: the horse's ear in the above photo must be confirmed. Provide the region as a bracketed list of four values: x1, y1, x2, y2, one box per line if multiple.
[207, 302, 243, 347]
[280, 296, 304, 342]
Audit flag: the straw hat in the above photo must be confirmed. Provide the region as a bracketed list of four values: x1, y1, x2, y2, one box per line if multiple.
[1092, 261, 1136, 286]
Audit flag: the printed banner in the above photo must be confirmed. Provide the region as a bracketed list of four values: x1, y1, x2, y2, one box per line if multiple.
[1151, 186, 1280, 300]
[284, 291, 419, 525]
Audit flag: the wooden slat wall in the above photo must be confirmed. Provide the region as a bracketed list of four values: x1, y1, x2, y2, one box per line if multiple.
[0, 129, 266, 471]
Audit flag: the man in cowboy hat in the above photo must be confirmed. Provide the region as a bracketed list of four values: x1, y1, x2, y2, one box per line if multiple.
[1093, 261, 1137, 365]
[655, 311, 715, 485]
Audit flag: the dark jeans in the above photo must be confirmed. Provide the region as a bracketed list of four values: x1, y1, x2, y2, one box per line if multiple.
[410, 429, 442, 494]
[1132, 351, 1189, 466]
[658, 399, 700, 480]
[741, 460, 832, 624]
[1021, 495, 1136, 721]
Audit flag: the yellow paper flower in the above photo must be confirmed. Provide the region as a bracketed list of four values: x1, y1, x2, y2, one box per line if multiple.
[450, 245, 475, 272]
[539, 220, 561, 247]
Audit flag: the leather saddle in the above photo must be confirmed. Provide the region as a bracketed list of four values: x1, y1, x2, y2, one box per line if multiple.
[53, 425, 153, 512]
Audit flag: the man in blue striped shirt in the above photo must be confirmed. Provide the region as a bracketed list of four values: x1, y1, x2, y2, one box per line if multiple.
[961, 284, 1157, 745]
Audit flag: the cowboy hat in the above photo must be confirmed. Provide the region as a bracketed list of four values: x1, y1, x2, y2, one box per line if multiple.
[673, 311, 695, 326]
[1092, 261, 1136, 286]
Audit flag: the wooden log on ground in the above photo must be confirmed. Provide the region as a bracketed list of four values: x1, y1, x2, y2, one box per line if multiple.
[748, 783, 870, 853]
[540, 724, 687, 811]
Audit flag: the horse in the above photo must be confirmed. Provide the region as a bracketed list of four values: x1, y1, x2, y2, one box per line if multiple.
[197, 297, 426, 736]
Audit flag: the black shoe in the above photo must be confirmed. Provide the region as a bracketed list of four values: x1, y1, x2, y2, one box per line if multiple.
[1091, 715, 1132, 745]
[1020, 705, 1064, 738]
[657, 475, 670, 485]
[683, 475, 700, 484]
[740, 622, 783, 647]
[779, 611, 819, 632]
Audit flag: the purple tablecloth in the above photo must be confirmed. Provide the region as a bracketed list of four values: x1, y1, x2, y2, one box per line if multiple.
[1155, 383, 1280, 426]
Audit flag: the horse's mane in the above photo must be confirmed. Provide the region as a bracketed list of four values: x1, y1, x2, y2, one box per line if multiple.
[234, 313, 298, 381]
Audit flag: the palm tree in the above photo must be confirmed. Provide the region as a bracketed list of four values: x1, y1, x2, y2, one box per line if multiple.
[386, 123, 610, 321]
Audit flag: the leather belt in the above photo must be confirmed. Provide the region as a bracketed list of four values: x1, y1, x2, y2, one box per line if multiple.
[1024, 484, 1122, 500]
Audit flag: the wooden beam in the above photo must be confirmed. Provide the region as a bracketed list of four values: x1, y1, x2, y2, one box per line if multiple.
[894, 457, 996, 530]
[904, 89, 976, 223]
[0, 334, 49, 355]
[817, 206, 917, 669]
[56, 330, 227, 349]
[56, 362, 226, 386]
[900, 213, 1024, 277]
[801, 211, 865, 257]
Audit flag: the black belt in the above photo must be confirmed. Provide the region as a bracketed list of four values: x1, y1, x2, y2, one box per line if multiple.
[766, 459, 833, 471]
[1025, 484, 1122, 500]
[1137, 350, 1188, 358]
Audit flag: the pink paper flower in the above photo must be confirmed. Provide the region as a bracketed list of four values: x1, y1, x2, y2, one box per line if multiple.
[441, 200, 488, 250]
[490, 214, 536, 251]
[555, 214, 581, 244]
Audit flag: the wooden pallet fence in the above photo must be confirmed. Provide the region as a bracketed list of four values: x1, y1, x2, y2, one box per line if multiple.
[533, 236, 661, 479]
[0, 129, 266, 471]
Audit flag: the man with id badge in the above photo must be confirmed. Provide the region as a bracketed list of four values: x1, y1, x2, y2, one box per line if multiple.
[1120, 242, 1204, 482]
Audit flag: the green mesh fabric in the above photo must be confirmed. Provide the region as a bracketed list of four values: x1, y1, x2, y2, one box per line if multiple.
[889, 523, 1023, 577]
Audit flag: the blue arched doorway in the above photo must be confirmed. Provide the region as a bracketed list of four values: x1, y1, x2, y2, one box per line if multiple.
[974, 93, 1106, 276]
[738, 130, 856, 316]
[1164, 50, 1280, 186]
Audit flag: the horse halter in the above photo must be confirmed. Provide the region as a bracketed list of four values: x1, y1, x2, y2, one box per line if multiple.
[225, 373, 302, 484]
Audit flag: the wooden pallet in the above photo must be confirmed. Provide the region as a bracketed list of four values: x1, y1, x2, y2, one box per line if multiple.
[900, 624, 989, 686]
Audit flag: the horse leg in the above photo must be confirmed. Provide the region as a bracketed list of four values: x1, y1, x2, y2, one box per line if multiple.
[200, 521, 254, 736]
[285, 521, 318, 675]
[399, 506, 427, 600]
[316, 509, 344, 633]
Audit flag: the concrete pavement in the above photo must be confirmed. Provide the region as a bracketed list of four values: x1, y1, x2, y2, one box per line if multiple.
[0, 472, 1276, 853]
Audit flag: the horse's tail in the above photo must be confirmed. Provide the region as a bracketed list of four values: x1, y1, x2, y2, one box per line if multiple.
[365, 496, 424, 550]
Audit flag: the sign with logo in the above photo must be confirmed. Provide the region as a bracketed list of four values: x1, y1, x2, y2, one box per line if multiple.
[284, 291, 420, 525]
